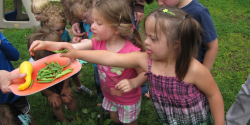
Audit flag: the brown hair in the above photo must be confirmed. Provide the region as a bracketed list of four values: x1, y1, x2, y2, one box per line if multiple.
[64, 0, 97, 21]
[144, 7, 202, 80]
[94, 0, 145, 51]
[31, 0, 51, 14]
[0, 103, 22, 125]
[41, 6, 66, 27]
[28, 27, 62, 60]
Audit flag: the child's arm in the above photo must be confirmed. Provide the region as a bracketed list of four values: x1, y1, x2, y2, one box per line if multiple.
[193, 61, 224, 125]
[0, 33, 19, 61]
[29, 39, 93, 56]
[60, 78, 73, 100]
[41, 89, 61, 108]
[203, 38, 218, 70]
[58, 44, 149, 70]
[115, 68, 148, 92]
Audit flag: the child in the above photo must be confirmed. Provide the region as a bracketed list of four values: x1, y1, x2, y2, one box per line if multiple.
[0, 32, 36, 125]
[0, 103, 31, 125]
[27, 28, 77, 123]
[40, 6, 92, 95]
[63, 0, 104, 105]
[30, 0, 51, 25]
[53, 7, 225, 124]
[64, 0, 150, 99]
[157, 0, 218, 70]
[63, 0, 95, 38]
[225, 75, 250, 125]
[29, 0, 147, 124]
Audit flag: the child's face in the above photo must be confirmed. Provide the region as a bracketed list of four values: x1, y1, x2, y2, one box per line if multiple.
[80, 11, 92, 25]
[34, 13, 42, 21]
[90, 8, 117, 41]
[157, 0, 179, 7]
[50, 22, 66, 36]
[144, 16, 171, 60]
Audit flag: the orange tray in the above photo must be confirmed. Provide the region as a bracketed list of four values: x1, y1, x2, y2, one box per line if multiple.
[9, 54, 81, 96]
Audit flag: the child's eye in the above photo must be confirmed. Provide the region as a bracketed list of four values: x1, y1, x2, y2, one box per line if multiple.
[151, 38, 156, 41]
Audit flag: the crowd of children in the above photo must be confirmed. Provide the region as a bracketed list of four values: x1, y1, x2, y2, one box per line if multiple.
[1, 0, 248, 124]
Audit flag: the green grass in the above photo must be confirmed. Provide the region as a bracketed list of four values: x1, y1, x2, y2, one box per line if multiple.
[2, 0, 250, 124]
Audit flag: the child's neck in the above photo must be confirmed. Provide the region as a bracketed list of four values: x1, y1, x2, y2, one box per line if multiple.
[177, 0, 192, 8]
[105, 35, 126, 53]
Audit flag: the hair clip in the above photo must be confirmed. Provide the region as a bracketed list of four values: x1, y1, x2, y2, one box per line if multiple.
[163, 9, 175, 15]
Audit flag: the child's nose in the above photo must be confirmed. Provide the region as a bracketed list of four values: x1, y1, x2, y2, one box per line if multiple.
[144, 38, 150, 45]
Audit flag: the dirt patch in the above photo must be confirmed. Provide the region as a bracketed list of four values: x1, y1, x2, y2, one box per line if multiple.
[0, 28, 4, 32]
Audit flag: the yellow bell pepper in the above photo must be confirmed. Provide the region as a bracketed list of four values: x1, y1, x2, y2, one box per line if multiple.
[18, 61, 33, 90]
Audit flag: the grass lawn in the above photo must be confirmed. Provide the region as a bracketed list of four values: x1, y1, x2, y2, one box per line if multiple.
[1, 0, 250, 124]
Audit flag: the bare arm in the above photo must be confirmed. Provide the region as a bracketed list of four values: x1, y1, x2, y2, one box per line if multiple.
[131, 68, 148, 88]
[29, 39, 93, 56]
[193, 62, 224, 125]
[59, 44, 149, 70]
[60, 78, 73, 100]
[115, 68, 148, 92]
[203, 39, 218, 70]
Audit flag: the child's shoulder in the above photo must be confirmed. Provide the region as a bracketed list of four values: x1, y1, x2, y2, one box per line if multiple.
[184, 59, 211, 83]
[189, 59, 209, 75]
[123, 40, 141, 52]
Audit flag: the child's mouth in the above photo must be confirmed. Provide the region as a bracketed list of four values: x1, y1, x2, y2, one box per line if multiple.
[147, 49, 152, 55]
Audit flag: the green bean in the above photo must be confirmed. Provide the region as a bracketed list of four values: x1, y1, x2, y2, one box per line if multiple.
[38, 80, 53, 83]
[42, 74, 56, 78]
[39, 78, 54, 81]
[53, 49, 68, 53]
[55, 68, 73, 79]
[29, 80, 34, 89]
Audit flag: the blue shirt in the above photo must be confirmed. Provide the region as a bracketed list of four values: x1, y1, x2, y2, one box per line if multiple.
[182, 0, 217, 63]
[62, 29, 72, 42]
[0, 32, 20, 103]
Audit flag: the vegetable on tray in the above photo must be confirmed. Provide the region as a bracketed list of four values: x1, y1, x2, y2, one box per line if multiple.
[36, 61, 73, 83]
[18, 61, 33, 91]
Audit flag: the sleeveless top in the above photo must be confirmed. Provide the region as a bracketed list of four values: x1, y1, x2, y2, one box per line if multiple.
[145, 58, 214, 125]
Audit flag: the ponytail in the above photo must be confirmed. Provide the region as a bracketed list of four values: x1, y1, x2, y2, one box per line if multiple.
[131, 28, 145, 52]
[176, 15, 202, 80]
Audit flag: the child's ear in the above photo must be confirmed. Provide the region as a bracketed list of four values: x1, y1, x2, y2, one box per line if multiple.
[114, 28, 120, 35]
[173, 40, 180, 50]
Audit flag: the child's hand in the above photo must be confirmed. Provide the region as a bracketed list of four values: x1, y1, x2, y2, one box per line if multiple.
[115, 79, 135, 93]
[72, 37, 82, 44]
[72, 23, 85, 37]
[48, 93, 61, 108]
[60, 87, 73, 101]
[29, 40, 47, 56]
[58, 44, 78, 59]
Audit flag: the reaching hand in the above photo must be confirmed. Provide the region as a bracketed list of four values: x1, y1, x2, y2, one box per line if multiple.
[58, 44, 78, 59]
[72, 37, 82, 44]
[28, 40, 47, 56]
[134, 12, 144, 26]
[0, 70, 26, 94]
[72, 23, 85, 37]
[115, 79, 135, 93]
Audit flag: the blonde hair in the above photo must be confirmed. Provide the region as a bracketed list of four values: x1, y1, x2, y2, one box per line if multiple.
[94, 0, 145, 51]
[41, 6, 66, 27]
[64, 0, 97, 21]
[31, 0, 51, 13]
